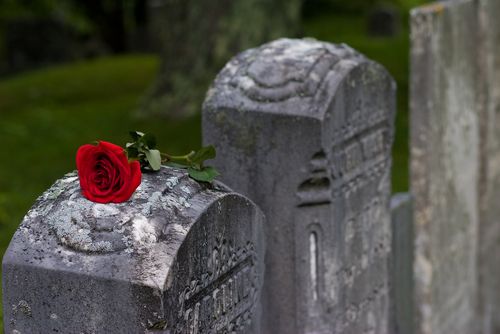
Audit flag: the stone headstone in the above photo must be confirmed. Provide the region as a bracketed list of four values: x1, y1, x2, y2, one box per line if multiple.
[476, 0, 500, 332]
[390, 193, 414, 334]
[410, 2, 480, 333]
[2, 167, 265, 333]
[203, 38, 396, 333]
[367, 6, 400, 37]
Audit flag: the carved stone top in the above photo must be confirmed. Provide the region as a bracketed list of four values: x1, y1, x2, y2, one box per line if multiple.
[5, 167, 240, 290]
[204, 38, 381, 118]
[4, 167, 265, 332]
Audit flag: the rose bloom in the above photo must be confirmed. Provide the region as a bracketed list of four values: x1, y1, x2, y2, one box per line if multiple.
[76, 141, 141, 203]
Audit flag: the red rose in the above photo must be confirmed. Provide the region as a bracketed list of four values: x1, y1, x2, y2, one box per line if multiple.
[76, 141, 141, 203]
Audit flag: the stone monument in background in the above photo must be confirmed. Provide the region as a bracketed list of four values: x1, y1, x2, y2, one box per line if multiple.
[203, 38, 396, 333]
[411, 1, 500, 333]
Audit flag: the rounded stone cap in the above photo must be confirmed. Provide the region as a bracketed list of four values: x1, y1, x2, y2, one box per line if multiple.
[4, 166, 264, 290]
[204, 38, 395, 120]
[3, 167, 265, 332]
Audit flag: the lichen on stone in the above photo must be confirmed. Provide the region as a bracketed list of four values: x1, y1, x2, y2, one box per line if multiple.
[20, 167, 221, 258]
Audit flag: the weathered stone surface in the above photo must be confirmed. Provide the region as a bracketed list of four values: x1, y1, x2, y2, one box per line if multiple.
[410, 2, 480, 333]
[203, 38, 396, 333]
[2, 167, 265, 333]
[390, 193, 414, 334]
[477, 0, 500, 332]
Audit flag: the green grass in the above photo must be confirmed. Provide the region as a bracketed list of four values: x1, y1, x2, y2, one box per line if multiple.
[304, 13, 411, 193]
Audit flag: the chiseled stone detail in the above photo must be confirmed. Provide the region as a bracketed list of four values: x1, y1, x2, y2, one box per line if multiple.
[37, 171, 202, 255]
[3, 167, 265, 334]
[204, 38, 396, 333]
[224, 38, 357, 103]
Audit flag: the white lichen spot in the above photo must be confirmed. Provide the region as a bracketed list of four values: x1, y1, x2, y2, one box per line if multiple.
[142, 192, 164, 216]
[165, 176, 179, 190]
[180, 186, 191, 194]
[50, 313, 58, 320]
[61, 176, 78, 184]
[178, 196, 191, 208]
[239, 76, 255, 90]
[132, 216, 158, 244]
[92, 204, 120, 218]
[163, 194, 191, 210]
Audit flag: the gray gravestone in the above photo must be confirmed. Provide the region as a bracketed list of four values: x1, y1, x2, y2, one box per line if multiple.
[390, 193, 414, 334]
[203, 38, 396, 333]
[367, 6, 400, 37]
[2, 167, 265, 333]
[477, 0, 500, 332]
[411, 2, 480, 333]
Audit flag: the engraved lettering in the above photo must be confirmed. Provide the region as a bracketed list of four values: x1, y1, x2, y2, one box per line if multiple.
[361, 129, 385, 160]
[344, 142, 363, 172]
[175, 239, 259, 333]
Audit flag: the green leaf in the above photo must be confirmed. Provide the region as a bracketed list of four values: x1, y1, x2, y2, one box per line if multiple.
[129, 131, 144, 141]
[165, 161, 189, 169]
[141, 133, 157, 149]
[145, 149, 162, 171]
[188, 166, 219, 183]
[126, 146, 139, 159]
[190, 145, 216, 165]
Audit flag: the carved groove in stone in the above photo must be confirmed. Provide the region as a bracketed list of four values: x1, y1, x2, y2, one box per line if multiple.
[175, 238, 259, 333]
[226, 39, 358, 103]
[297, 150, 332, 206]
[36, 170, 204, 255]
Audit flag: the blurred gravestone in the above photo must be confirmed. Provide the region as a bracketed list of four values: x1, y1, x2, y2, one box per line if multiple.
[140, 0, 301, 118]
[390, 193, 414, 334]
[368, 6, 400, 37]
[410, 2, 480, 333]
[3, 168, 264, 333]
[477, 0, 500, 332]
[203, 38, 396, 333]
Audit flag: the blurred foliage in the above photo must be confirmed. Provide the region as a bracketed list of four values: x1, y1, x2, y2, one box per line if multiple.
[141, 0, 302, 118]
[0, 0, 151, 74]
[303, 0, 427, 15]
[0, 0, 94, 74]
[0, 0, 93, 34]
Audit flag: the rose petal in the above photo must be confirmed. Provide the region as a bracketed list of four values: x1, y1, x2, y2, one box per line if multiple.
[76, 141, 142, 203]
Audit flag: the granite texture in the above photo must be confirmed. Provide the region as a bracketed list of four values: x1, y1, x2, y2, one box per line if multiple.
[390, 193, 414, 334]
[2, 167, 265, 334]
[203, 38, 396, 333]
[477, 0, 500, 332]
[411, 2, 479, 333]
